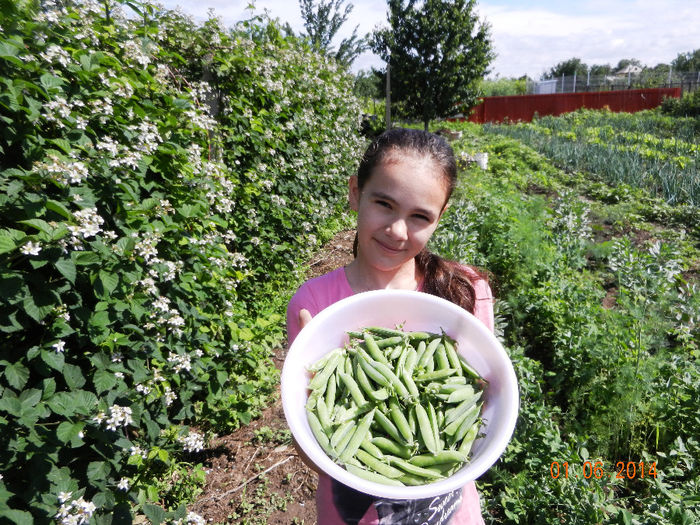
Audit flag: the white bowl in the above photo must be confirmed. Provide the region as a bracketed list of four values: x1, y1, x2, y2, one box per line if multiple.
[281, 289, 519, 500]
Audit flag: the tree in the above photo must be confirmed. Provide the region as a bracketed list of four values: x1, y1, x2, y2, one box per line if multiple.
[589, 63, 612, 76]
[298, 0, 367, 67]
[372, 0, 494, 131]
[614, 58, 643, 72]
[672, 48, 700, 72]
[542, 57, 588, 80]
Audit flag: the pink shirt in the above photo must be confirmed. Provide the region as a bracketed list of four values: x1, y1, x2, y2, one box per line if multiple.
[287, 266, 493, 525]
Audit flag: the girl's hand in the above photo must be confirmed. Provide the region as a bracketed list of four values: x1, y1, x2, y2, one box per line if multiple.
[299, 308, 312, 329]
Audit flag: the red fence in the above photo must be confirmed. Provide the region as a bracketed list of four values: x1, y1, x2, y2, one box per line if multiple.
[464, 88, 681, 124]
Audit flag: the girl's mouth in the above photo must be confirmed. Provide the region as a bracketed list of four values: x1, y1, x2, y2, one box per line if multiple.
[375, 238, 404, 254]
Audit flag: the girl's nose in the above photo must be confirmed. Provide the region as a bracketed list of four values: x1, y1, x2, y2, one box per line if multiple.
[387, 219, 408, 240]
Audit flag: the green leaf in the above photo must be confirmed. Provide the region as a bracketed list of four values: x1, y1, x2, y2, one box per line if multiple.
[56, 421, 85, 444]
[47, 390, 97, 417]
[0, 510, 34, 525]
[0, 396, 22, 417]
[93, 369, 117, 394]
[23, 292, 55, 323]
[46, 199, 73, 219]
[87, 461, 110, 482]
[41, 349, 65, 372]
[3, 362, 29, 390]
[72, 251, 101, 265]
[54, 256, 77, 284]
[143, 504, 166, 525]
[0, 40, 19, 56]
[19, 388, 42, 408]
[19, 218, 52, 235]
[40, 73, 65, 91]
[0, 234, 15, 255]
[63, 363, 86, 390]
[94, 270, 119, 297]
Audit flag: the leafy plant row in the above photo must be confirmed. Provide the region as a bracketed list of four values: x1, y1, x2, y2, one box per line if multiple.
[0, 1, 362, 522]
[483, 109, 700, 206]
[429, 124, 699, 523]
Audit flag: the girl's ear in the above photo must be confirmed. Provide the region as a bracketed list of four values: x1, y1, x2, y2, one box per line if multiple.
[348, 175, 360, 211]
[439, 201, 450, 220]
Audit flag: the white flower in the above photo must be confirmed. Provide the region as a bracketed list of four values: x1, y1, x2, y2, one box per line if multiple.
[178, 431, 205, 453]
[21, 241, 42, 256]
[129, 445, 148, 458]
[58, 491, 72, 503]
[114, 372, 124, 379]
[117, 478, 130, 491]
[52, 340, 66, 353]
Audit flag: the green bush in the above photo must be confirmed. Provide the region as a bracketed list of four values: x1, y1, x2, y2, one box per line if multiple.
[0, 0, 362, 521]
[661, 89, 700, 118]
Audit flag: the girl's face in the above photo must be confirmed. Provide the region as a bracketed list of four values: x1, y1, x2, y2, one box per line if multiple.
[349, 153, 449, 273]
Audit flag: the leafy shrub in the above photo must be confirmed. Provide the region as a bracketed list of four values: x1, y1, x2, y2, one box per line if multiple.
[661, 89, 700, 118]
[0, 0, 362, 521]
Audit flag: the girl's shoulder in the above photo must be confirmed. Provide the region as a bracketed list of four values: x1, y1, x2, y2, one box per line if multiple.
[455, 263, 492, 300]
[288, 267, 352, 315]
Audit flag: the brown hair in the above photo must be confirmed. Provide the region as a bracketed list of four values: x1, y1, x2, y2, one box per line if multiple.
[353, 128, 484, 314]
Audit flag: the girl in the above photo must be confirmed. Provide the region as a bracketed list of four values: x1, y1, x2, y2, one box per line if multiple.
[287, 128, 493, 525]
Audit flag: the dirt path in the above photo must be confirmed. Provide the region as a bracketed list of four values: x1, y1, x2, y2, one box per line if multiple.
[190, 230, 356, 524]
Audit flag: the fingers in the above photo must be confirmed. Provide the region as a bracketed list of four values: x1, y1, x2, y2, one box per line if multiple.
[299, 308, 312, 329]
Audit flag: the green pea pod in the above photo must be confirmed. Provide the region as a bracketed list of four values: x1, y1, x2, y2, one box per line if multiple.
[444, 401, 481, 437]
[445, 391, 482, 426]
[415, 403, 438, 454]
[408, 450, 467, 467]
[414, 368, 459, 383]
[315, 393, 333, 432]
[363, 332, 390, 365]
[324, 374, 337, 414]
[355, 449, 404, 479]
[375, 336, 404, 349]
[307, 410, 335, 458]
[452, 403, 482, 443]
[358, 354, 392, 389]
[359, 438, 385, 460]
[435, 344, 450, 370]
[373, 407, 405, 444]
[308, 351, 343, 391]
[308, 347, 343, 372]
[371, 436, 413, 459]
[400, 369, 420, 400]
[388, 457, 445, 479]
[345, 463, 405, 486]
[404, 346, 419, 377]
[339, 408, 375, 462]
[331, 420, 355, 449]
[458, 354, 486, 382]
[372, 360, 411, 399]
[389, 398, 413, 444]
[457, 422, 480, 455]
[443, 338, 464, 377]
[338, 371, 367, 407]
[417, 337, 442, 369]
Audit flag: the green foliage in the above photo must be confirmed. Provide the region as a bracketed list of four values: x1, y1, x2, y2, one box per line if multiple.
[429, 124, 699, 523]
[0, 0, 362, 521]
[484, 109, 700, 206]
[478, 76, 529, 97]
[372, 0, 494, 130]
[541, 57, 588, 80]
[661, 89, 700, 118]
[298, 0, 368, 67]
[671, 48, 700, 72]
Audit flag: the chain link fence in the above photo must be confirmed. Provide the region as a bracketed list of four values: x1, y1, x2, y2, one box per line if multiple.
[532, 71, 700, 95]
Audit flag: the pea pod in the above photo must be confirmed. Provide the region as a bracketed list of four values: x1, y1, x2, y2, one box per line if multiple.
[345, 463, 405, 487]
[414, 403, 438, 454]
[339, 408, 375, 462]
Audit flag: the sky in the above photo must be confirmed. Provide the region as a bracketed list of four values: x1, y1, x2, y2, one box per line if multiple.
[159, 0, 700, 80]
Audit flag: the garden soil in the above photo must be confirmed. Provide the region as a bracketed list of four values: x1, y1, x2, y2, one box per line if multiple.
[190, 230, 356, 524]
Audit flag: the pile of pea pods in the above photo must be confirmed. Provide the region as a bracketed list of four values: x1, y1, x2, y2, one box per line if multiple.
[305, 326, 485, 486]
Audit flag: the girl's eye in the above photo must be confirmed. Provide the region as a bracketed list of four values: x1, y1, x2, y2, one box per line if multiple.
[413, 214, 430, 221]
[376, 200, 391, 208]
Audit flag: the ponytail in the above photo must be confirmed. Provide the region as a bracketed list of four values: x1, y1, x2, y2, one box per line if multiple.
[415, 249, 483, 314]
